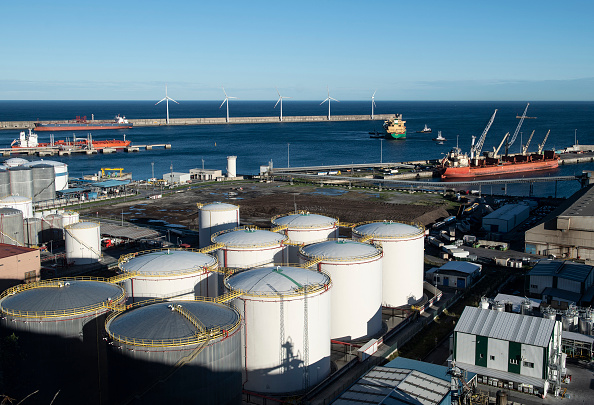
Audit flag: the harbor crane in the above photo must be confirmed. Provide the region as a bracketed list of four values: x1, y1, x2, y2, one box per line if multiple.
[470, 109, 497, 161]
[521, 130, 535, 155]
[507, 103, 530, 153]
[492, 132, 509, 158]
[537, 130, 551, 154]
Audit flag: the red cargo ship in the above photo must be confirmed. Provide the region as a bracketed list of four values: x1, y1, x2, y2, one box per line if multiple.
[11, 129, 131, 150]
[34, 115, 133, 132]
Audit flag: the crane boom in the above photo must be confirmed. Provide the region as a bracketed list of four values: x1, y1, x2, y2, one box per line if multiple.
[522, 130, 535, 155]
[538, 130, 551, 154]
[509, 103, 529, 148]
[493, 132, 509, 158]
[471, 109, 497, 159]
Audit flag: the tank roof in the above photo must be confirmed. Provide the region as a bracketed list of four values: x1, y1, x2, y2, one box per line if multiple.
[0, 195, 31, 203]
[301, 239, 381, 261]
[29, 163, 55, 169]
[107, 301, 239, 343]
[272, 212, 337, 229]
[353, 221, 424, 239]
[5, 158, 28, 165]
[65, 221, 99, 230]
[120, 249, 217, 275]
[0, 280, 124, 316]
[24, 160, 67, 168]
[0, 208, 23, 216]
[226, 266, 330, 296]
[200, 202, 238, 211]
[213, 227, 286, 247]
[8, 166, 31, 171]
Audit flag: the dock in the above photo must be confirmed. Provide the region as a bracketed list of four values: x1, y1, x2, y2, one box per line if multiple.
[0, 114, 392, 130]
[0, 143, 171, 157]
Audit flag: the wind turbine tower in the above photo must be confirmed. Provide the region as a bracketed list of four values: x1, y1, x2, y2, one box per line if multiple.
[155, 85, 179, 124]
[274, 87, 292, 121]
[371, 91, 377, 119]
[320, 87, 339, 121]
[220, 87, 237, 123]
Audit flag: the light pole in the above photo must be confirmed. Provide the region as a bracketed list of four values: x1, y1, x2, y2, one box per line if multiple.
[121, 210, 124, 226]
[380, 139, 383, 164]
[151, 162, 155, 179]
[287, 143, 290, 168]
[575, 129, 578, 146]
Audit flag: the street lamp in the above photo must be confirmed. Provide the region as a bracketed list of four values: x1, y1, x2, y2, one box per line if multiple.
[287, 143, 290, 168]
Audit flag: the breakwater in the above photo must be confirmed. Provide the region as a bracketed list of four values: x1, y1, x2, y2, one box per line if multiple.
[0, 114, 393, 130]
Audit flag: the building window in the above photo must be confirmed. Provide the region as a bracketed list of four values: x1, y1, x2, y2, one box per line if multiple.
[510, 359, 518, 365]
[530, 284, 538, 289]
[523, 361, 534, 368]
[479, 354, 484, 359]
[490, 355, 495, 361]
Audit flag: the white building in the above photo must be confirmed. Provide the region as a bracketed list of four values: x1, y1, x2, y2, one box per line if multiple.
[453, 306, 563, 397]
[190, 169, 223, 181]
[527, 260, 594, 306]
[482, 204, 530, 233]
[162, 172, 191, 184]
[426, 261, 481, 289]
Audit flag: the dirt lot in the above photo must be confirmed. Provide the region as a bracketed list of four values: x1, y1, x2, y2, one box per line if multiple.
[84, 181, 455, 230]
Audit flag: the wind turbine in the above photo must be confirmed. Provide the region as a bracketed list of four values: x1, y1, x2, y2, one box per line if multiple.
[219, 87, 237, 123]
[155, 85, 179, 124]
[320, 86, 339, 120]
[274, 87, 292, 121]
[371, 91, 377, 119]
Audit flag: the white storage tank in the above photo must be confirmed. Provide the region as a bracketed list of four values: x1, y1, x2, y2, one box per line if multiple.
[41, 160, 68, 191]
[4, 157, 28, 168]
[227, 155, 237, 178]
[117, 249, 222, 302]
[29, 163, 56, 202]
[225, 266, 331, 394]
[300, 239, 383, 341]
[42, 213, 63, 241]
[8, 166, 34, 200]
[198, 202, 240, 248]
[0, 169, 10, 198]
[0, 207, 24, 246]
[105, 300, 243, 404]
[65, 221, 101, 265]
[271, 211, 339, 264]
[61, 210, 80, 228]
[212, 227, 287, 269]
[353, 221, 425, 307]
[24, 217, 42, 246]
[0, 195, 33, 219]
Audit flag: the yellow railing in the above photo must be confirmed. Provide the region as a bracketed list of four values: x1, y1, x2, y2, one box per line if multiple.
[0, 279, 125, 319]
[215, 290, 243, 303]
[196, 202, 240, 210]
[351, 220, 425, 240]
[198, 242, 224, 254]
[211, 226, 288, 248]
[270, 211, 339, 230]
[337, 222, 356, 228]
[117, 248, 222, 277]
[302, 257, 322, 268]
[270, 224, 289, 233]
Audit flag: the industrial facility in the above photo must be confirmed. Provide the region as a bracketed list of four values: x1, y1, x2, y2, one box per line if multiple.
[527, 260, 594, 307]
[197, 201, 240, 248]
[482, 203, 530, 234]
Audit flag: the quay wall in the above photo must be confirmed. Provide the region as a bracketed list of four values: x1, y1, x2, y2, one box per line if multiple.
[0, 114, 393, 130]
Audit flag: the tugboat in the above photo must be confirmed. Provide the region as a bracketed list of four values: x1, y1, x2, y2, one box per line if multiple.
[383, 114, 407, 139]
[416, 124, 432, 133]
[432, 131, 447, 142]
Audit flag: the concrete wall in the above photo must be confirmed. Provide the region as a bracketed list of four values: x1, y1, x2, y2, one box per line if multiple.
[526, 221, 594, 259]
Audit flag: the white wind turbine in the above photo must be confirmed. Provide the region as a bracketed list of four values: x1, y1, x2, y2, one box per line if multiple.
[371, 91, 377, 119]
[219, 87, 237, 123]
[155, 85, 179, 124]
[320, 86, 339, 120]
[274, 87, 292, 121]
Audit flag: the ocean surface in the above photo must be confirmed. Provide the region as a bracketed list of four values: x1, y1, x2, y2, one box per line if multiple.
[0, 100, 592, 198]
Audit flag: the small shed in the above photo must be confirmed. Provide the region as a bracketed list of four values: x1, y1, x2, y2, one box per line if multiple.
[163, 172, 191, 184]
[426, 261, 482, 289]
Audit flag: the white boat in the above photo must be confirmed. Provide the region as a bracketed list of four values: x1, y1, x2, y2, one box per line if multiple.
[432, 131, 447, 142]
[416, 124, 432, 133]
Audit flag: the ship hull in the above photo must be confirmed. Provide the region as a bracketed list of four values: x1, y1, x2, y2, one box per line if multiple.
[386, 131, 406, 140]
[34, 124, 132, 131]
[441, 159, 559, 179]
[12, 140, 131, 150]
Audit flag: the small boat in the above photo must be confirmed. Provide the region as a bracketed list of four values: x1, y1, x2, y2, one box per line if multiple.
[433, 131, 447, 142]
[416, 124, 432, 133]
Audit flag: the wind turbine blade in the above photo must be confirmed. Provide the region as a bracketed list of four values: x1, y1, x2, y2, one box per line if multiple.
[228, 96, 238, 99]
[276, 86, 281, 97]
[372, 90, 376, 97]
[274, 98, 281, 108]
[320, 98, 329, 105]
[373, 100, 377, 107]
[330, 97, 339, 102]
[222, 87, 228, 97]
[155, 98, 166, 105]
[219, 99, 227, 109]
[168, 97, 179, 104]
[283, 96, 293, 99]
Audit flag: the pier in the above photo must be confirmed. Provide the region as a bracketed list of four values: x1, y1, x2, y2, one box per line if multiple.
[0, 114, 392, 130]
[0, 143, 171, 157]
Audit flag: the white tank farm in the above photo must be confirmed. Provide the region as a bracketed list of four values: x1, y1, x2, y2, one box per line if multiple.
[0, 195, 33, 219]
[213, 227, 287, 269]
[65, 221, 101, 265]
[105, 300, 243, 404]
[271, 212, 339, 264]
[117, 249, 222, 302]
[0, 279, 125, 338]
[352, 221, 425, 307]
[60, 210, 80, 228]
[300, 239, 383, 341]
[198, 202, 240, 248]
[25, 160, 68, 191]
[225, 266, 331, 394]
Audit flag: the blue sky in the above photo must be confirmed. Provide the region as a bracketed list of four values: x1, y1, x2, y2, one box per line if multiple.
[1, 1, 593, 100]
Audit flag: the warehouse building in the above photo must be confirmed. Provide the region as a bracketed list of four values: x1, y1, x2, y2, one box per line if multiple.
[0, 243, 40, 289]
[453, 306, 563, 397]
[163, 172, 191, 185]
[426, 261, 482, 289]
[482, 203, 530, 233]
[525, 185, 594, 259]
[527, 260, 594, 307]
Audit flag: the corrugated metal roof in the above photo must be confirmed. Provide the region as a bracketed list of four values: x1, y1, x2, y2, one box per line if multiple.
[541, 287, 581, 303]
[91, 180, 130, 188]
[455, 307, 555, 348]
[438, 261, 481, 275]
[528, 260, 593, 282]
[562, 330, 594, 344]
[483, 204, 529, 221]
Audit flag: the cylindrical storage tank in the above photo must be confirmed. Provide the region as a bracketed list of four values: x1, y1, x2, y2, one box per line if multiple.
[0, 279, 125, 338]
[579, 316, 589, 334]
[0, 208, 24, 246]
[42, 213, 63, 241]
[118, 249, 222, 302]
[38, 160, 68, 191]
[479, 296, 490, 309]
[225, 266, 331, 394]
[543, 308, 557, 321]
[4, 157, 28, 168]
[24, 217, 42, 246]
[504, 302, 513, 313]
[227, 155, 237, 178]
[65, 221, 101, 265]
[61, 210, 80, 228]
[521, 300, 531, 315]
[212, 227, 287, 269]
[352, 221, 425, 307]
[0, 195, 33, 219]
[300, 239, 383, 341]
[0, 169, 10, 198]
[562, 313, 573, 331]
[8, 166, 34, 200]
[271, 212, 339, 264]
[496, 390, 508, 405]
[30, 163, 56, 202]
[492, 301, 505, 312]
[105, 300, 242, 404]
[198, 202, 240, 249]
